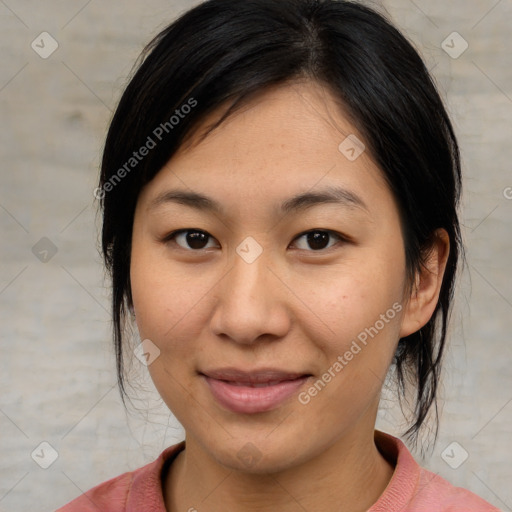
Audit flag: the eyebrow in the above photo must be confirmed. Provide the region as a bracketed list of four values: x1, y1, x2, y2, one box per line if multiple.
[148, 185, 369, 216]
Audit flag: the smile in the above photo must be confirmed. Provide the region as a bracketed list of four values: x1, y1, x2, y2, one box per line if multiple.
[200, 368, 312, 414]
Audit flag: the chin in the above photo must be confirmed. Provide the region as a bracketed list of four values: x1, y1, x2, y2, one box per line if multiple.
[199, 429, 313, 476]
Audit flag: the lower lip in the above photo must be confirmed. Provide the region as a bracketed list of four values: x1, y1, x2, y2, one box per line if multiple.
[202, 375, 310, 414]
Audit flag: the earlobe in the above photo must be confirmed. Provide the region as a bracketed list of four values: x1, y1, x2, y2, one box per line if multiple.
[399, 229, 450, 338]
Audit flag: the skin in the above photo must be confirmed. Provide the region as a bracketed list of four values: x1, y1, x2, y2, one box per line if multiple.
[130, 81, 450, 512]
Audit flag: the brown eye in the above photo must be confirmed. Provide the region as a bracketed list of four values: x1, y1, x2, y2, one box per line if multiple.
[292, 230, 345, 251]
[166, 230, 219, 251]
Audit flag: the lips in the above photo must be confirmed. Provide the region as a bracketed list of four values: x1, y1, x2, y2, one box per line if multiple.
[200, 368, 312, 414]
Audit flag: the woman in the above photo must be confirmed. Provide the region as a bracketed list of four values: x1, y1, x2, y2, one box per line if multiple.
[58, 0, 500, 510]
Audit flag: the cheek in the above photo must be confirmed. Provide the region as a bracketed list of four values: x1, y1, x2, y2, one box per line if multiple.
[295, 256, 405, 349]
[130, 252, 211, 416]
[132, 270, 210, 352]
[292, 254, 406, 415]
[130, 241, 208, 354]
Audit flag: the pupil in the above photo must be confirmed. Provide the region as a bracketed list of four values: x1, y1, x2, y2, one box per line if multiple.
[187, 231, 208, 249]
[308, 231, 329, 250]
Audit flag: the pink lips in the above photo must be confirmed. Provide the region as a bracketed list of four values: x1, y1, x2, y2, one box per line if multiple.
[201, 368, 311, 414]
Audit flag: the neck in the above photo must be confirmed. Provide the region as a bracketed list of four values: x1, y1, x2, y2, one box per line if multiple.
[164, 426, 394, 512]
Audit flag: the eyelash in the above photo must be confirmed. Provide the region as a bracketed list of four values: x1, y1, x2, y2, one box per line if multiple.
[162, 229, 348, 253]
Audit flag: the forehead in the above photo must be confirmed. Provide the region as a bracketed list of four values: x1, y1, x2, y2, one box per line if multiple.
[138, 81, 392, 216]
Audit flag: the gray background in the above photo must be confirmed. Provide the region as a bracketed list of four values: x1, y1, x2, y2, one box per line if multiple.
[0, 1, 511, 510]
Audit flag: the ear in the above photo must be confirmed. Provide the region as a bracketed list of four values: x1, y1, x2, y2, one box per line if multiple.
[399, 229, 450, 338]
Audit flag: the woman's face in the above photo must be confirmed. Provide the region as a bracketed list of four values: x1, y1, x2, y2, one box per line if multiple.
[131, 82, 411, 473]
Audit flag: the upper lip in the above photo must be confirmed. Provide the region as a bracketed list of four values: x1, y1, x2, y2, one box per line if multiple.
[200, 368, 311, 384]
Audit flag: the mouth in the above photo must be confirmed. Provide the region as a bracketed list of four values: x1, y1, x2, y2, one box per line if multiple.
[199, 368, 312, 414]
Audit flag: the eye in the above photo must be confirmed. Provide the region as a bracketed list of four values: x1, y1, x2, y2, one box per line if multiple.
[291, 229, 346, 251]
[163, 228, 347, 252]
[164, 229, 219, 251]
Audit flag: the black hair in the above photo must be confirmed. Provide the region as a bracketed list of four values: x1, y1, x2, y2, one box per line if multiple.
[99, 0, 462, 445]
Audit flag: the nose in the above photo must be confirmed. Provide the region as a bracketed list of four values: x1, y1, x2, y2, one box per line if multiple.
[209, 243, 291, 345]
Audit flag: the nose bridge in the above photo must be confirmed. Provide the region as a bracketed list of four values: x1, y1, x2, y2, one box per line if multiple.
[210, 237, 288, 343]
[227, 237, 270, 309]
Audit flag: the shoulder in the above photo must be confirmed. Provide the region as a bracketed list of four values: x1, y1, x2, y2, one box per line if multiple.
[370, 431, 500, 512]
[55, 470, 134, 512]
[411, 466, 501, 511]
[55, 442, 185, 512]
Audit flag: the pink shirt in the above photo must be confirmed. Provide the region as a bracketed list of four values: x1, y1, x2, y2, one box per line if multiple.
[57, 431, 500, 511]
